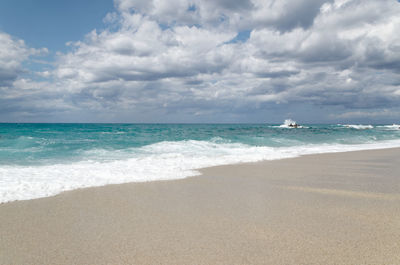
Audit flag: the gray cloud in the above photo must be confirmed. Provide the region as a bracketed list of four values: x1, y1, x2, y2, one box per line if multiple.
[252, 0, 334, 32]
[0, 33, 31, 87]
[1, 0, 400, 123]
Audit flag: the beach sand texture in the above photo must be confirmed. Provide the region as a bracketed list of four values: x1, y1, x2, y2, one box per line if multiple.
[1, 148, 400, 264]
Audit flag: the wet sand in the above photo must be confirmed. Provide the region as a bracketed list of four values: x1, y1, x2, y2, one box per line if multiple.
[1, 148, 400, 264]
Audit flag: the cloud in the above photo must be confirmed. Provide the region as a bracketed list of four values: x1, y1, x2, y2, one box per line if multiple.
[0, 32, 33, 87]
[331, 109, 400, 119]
[251, 0, 335, 31]
[1, 0, 400, 122]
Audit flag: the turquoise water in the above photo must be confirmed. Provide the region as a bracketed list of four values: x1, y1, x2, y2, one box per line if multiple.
[1, 123, 399, 166]
[1, 123, 400, 202]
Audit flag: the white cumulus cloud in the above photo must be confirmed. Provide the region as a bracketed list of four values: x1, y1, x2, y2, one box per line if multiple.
[1, 0, 400, 123]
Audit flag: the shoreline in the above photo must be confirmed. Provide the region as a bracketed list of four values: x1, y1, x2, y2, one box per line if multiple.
[1, 147, 400, 264]
[2, 144, 400, 204]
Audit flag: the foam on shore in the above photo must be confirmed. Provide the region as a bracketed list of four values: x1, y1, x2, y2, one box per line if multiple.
[2, 139, 400, 203]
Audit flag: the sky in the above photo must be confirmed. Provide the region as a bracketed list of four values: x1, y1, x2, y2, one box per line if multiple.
[0, 0, 399, 123]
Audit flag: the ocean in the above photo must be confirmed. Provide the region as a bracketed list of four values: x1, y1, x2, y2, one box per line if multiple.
[1, 122, 400, 203]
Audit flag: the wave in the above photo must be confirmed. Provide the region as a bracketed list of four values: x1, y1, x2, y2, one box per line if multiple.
[377, 124, 400, 130]
[341, 124, 374, 130]
[2, 139, 400, 203]
[278, 119, 308, 128]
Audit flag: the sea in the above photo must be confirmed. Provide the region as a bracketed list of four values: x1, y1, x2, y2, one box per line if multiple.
[1, 121, 400, 203]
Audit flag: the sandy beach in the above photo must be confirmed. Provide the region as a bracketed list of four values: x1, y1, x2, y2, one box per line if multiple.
[1, 148, 399, 264]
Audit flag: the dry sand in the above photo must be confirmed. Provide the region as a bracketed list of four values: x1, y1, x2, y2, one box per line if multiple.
[1, 148, 400, 264]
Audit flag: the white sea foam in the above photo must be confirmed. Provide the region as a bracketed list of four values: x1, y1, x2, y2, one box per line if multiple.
[377, 124, 400, 130]
[278, 119, 307, 128]
[342, 124, 374, 129]
[2, 139, 400, 203]
[100, 131, 126, 134]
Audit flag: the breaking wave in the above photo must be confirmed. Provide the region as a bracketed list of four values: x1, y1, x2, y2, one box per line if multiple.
[2, 138, 400, 203]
